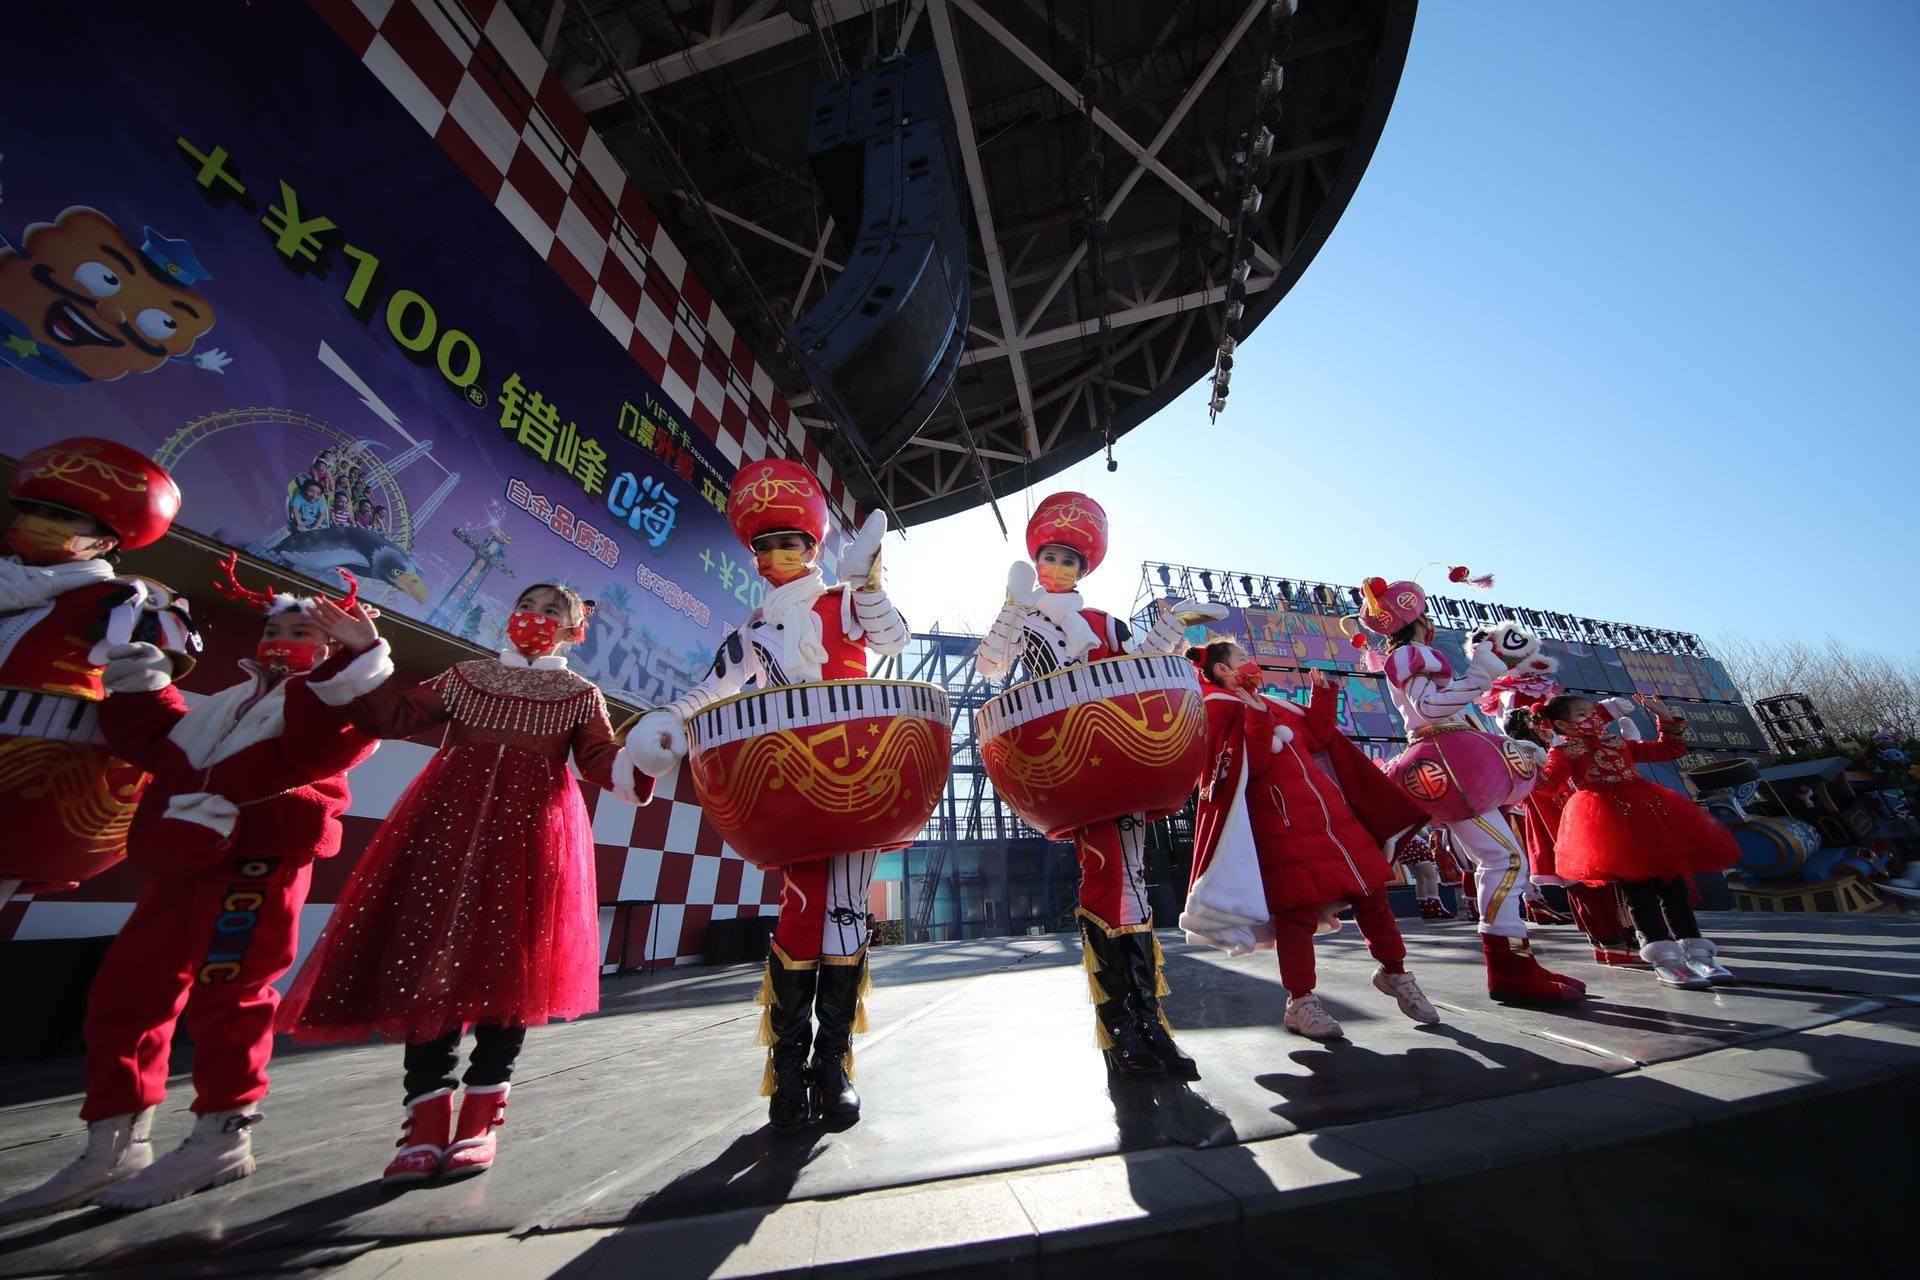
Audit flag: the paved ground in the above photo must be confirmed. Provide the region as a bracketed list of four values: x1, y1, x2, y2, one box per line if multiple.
[1, 911, 1915, 1277]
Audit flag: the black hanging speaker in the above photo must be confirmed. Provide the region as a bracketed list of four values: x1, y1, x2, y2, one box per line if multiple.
[788, 55, 972, 463]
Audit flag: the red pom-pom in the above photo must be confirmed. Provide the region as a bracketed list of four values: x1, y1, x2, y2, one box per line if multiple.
[1365, 577, 1388, 596]
[1448, 566, 1469, 583]
[1350, 633, 1367, 649]
[1449, 566, 1495, 590]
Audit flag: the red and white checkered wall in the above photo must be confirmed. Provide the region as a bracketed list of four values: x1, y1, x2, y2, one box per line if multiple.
[2, 0, 868, 971]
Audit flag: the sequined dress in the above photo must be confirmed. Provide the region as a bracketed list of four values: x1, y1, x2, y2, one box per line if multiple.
[279, 653, 628, 1044]
[1540, 718, 1739, 884]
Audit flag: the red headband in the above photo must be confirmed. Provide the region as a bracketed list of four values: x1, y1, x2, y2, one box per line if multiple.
[213, 551, 359, 614]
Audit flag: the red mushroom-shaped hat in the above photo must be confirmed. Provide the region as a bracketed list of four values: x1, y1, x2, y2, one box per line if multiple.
[1025, 491, 1109, 576]
[9, 437, 181, 549]
[726, 457, 829, 550]
[1355, 577, 1428, 636]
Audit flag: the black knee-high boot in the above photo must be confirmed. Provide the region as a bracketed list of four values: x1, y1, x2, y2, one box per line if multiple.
[756, 950, 818, 1130]
[810, 953, 867, 1121]
[1119, 931, 1200, 1081]
[1079, 917, 1166, 1079]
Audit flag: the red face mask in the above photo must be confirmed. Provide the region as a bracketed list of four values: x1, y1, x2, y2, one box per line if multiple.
[256, 640, 326, 674]
[507, 610, 565, 656]
[1231, 660, 1262, 691]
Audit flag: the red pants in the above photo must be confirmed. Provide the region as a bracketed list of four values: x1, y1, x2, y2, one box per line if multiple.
[1073, 815, 1151, 935]
[81, 855, 310, 1121]
[1273, 891, 1406, 997]
[1566, 882, 1633, 946]
[773, 849, 879, 962]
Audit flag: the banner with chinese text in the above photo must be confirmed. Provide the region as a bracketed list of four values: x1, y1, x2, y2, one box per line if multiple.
[0, 0, 757, 706]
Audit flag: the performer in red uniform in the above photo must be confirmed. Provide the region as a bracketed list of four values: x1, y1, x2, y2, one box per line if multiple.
[1537, 693, 1741, 989]
[1180, 640, 1439, 1039]
[0, 437, 195, 904]
[0, 557, 378, 1221]
[973, 492, 1225, 1080]
[627, 457, 910, 1129]
[279, 583, 651, 1182]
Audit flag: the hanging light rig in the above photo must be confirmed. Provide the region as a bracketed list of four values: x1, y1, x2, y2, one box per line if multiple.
[1210, 1, 1296, 423]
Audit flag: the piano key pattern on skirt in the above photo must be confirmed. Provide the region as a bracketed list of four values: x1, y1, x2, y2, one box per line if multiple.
[690, 680, 952, 751]
[977, 653, 1199, 742]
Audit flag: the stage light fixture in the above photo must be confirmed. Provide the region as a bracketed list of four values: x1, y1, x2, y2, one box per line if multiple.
[1240, 575, 1255, 598]
[1157, 565, 1171, 586]
[1200, 571, 1215, 592]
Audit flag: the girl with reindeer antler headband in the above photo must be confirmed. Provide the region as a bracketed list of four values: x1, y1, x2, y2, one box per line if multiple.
[1, 553, 383, 1221]
[275, 580, 653, 1187]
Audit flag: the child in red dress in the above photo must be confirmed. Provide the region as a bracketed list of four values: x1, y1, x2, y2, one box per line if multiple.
[278, 584, 651, 1182]
[1537, 693, 1740, 989]
[1180, 641, 1440, 1040]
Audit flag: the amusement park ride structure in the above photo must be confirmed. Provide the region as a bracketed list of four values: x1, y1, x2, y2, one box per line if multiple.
[531, 0, 1413, 523]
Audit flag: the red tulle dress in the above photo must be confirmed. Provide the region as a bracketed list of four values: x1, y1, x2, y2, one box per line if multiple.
[278, 653, 627, 1045]
[1541, 718, 1739, 885]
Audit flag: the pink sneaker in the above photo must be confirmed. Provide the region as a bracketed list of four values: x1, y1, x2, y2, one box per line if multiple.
[1283, 993, 1343, 1040]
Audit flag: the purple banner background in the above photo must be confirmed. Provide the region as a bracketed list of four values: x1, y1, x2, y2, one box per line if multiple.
[0, 0, 750, 705]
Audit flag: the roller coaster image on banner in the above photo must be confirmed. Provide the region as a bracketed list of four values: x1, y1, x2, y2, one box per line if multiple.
[0, 0, 752, 711]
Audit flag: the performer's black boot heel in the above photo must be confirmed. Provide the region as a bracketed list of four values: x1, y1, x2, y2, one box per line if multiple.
[1079, 919, 1167, 1079]
[1120, 932, 1200, 1081]
[809, 953, 867, 1123]
[758, 953, 819, 1130]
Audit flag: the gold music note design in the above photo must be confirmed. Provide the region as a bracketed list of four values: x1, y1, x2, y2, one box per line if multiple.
[807, 723, 853, 768]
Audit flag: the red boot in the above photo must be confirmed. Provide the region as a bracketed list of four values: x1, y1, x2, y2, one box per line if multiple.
[1481, 935, 1584, 1004]
[1417, 896, 1455, 920]
[440, 1084, 508, 1178]
[1593, 939, 1648, 967]
[383, 1089, 453, 1183]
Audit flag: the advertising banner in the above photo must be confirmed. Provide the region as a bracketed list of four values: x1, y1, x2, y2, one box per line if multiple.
[0, 0, 750, 707]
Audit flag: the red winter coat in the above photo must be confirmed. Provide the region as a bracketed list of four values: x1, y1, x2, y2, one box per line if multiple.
[97, 647, 381, 878]
[1191, 685, 1419, 911]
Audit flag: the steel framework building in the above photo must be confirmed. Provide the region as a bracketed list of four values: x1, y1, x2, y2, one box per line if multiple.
[525, 0, 1415, 522]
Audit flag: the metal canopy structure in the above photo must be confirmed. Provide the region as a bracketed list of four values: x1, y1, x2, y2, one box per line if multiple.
[533, 0, 1414, 523]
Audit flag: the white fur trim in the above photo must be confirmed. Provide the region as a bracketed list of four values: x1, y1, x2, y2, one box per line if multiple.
[1270, 723, 1294, 752]
[308, 640, 394, 706]
[164, 792, 238, 836]
[610, 745, 648, 805]
[497, 648, 570, 670]
[167, 675, 287, 769]
[1180, 757, 1274, 955]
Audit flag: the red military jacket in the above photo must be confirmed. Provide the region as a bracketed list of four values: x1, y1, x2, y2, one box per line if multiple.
[97, 645, 384, 877]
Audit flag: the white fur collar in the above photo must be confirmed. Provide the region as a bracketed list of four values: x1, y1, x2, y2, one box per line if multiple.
[167, 668, 288, 769]
[1031, 589, 1101, 663]
[759, 571, 830, 679]
[497, 648, 570, 670]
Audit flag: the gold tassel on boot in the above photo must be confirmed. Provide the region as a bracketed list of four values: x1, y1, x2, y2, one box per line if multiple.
[759, 1050, 777, 1097]
[1151, 934, 1172, 998]
[1082, 940, 1110, 1003]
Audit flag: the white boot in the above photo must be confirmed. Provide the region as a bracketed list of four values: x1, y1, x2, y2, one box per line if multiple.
[1283, 993, 1343, 1040]
[1373, 967, 1442, 1025]
[1680, 936, 1735, 985]
[0, 1108, 155, 1223]
[93, 1109, 257, 1210]
[1641, 940, 1711, 990]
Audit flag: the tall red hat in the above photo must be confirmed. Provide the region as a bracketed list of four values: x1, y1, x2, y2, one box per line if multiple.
[726, 457, 828, 549]
[1025, 491, 1109, 575]
[8, 437, 181, 549]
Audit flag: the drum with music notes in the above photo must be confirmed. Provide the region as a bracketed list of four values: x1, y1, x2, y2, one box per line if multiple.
[977, 653, 1208, 839]
[685, 679, 952, 868]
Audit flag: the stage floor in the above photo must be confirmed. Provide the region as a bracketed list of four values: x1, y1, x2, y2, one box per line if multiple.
[1, 911, 1916, 1277]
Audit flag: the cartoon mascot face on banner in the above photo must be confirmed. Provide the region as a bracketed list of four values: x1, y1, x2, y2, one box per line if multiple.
[0, 207, 217, 384]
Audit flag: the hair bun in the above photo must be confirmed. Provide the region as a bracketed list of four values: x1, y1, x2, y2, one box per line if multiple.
[1183, 645, 1208, 665]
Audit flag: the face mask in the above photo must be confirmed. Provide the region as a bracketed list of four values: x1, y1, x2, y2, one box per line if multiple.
[1570, 710, 1608, 737]
[754, 547, 811, 585]
[507, 610, 565, 656]
[1231, 660, 1262, 691]
[1035, 561, 1080, 593]
[6, 515, 114, 565]
[256, 639, 326, 674]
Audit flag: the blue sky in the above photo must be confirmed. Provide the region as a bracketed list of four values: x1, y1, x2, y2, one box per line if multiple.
[883, 1, 1920, 652]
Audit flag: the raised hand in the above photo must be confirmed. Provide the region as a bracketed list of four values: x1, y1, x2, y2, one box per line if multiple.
[1006, 559, 1043, 608]
[308, 599, 381, 652]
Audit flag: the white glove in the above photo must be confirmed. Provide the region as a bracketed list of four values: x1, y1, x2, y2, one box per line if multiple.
[629, 708, 687, 778]
[1467, 639, 1509, 680]
[839, 509, 888, 591]
[102, 641, 173, 694]
[1168, 599, 1228, 624]
[1006, 560, 1043, 608]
